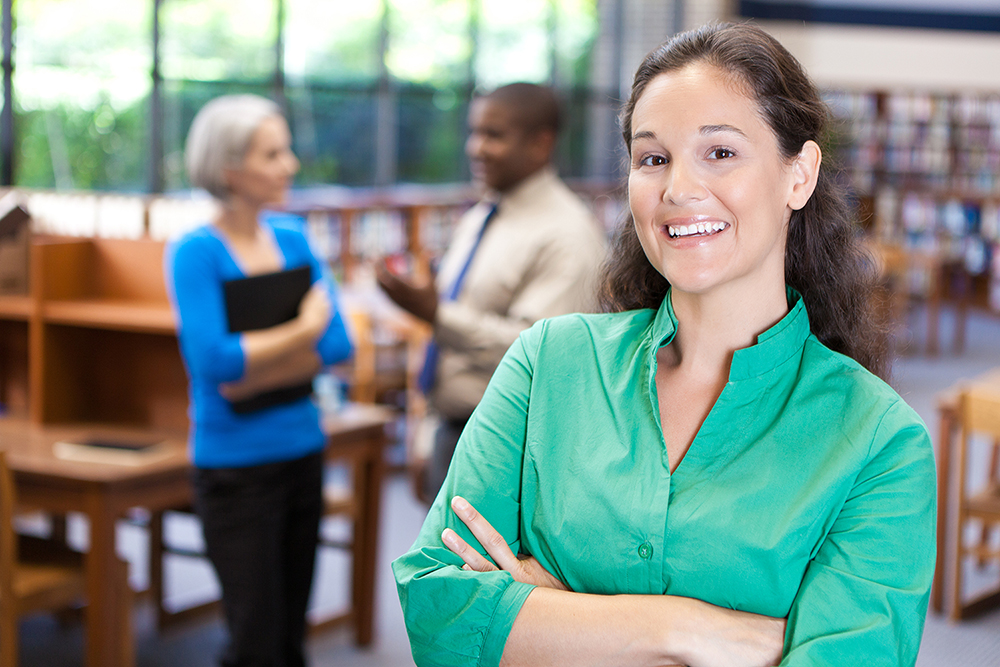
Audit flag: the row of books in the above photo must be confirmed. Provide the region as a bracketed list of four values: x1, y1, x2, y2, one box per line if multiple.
[826, 90, 1000, 126]
[826, 89, 1000, 200]
[874, 189, 1000, 241]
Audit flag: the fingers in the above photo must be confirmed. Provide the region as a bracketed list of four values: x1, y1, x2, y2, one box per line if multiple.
[299, 284, 332, 333]
[441, 527, 497, 573]
[450, 496, 522, 572]
[374, 260, 397, 290]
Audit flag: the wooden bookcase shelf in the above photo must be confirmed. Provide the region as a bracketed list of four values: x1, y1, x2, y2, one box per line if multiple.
[0, 234, 189, 431]
[0, 295, 32, 319]
[42, 300, 176, 334]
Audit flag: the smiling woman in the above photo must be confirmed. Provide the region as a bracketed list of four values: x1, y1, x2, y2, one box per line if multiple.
[393, 22, 936, 667]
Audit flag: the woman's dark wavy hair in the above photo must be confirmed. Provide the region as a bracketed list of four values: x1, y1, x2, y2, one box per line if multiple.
[598, 22, 889, 379]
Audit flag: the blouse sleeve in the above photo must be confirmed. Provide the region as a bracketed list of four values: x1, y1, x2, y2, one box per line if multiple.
[392, 324, 544, 667]
[781, 400, 937, 666]
[165, 235, 245, 383]
[304, 240, 353, 366]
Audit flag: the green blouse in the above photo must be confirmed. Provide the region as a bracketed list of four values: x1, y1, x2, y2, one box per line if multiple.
[393, 290, 936, 667]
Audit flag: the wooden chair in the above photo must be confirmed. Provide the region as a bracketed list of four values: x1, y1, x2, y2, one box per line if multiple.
[950, 387, 1000, 620]
[341, 307, 410, 406]
[0, 451, 87, 667]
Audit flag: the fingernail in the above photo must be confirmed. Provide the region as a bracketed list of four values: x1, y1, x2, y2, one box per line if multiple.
[452, 496, 469, 511]
[442, 528, 455, 545]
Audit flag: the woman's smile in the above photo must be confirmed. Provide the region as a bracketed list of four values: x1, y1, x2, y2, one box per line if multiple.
[663, 219, 730, 239]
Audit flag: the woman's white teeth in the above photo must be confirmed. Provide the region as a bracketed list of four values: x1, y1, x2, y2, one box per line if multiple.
[667, 222, 727, 238]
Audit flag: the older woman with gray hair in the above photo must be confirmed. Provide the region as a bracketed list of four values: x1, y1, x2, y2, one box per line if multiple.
[165, 94, 352, 667]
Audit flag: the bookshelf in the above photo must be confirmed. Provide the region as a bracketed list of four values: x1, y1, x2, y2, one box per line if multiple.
[0, 235, 190, 429]
[825, 89, 1000, 313]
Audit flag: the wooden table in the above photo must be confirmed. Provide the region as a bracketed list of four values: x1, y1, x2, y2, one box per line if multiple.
[930, 367, 1000, 614]
[315, 403, 395, 644]
[1, 404, 395, 665]
[0, 419, 191, 667]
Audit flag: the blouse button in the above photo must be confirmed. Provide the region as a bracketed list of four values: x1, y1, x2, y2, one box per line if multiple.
[637, 542, 653, 559]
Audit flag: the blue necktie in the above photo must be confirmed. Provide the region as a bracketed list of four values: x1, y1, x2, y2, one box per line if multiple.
[418, 201, 499, 394]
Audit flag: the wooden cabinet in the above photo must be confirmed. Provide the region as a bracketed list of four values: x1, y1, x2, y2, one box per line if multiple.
[0, 235, 188, 431]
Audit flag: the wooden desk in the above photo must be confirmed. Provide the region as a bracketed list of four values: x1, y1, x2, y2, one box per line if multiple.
[0, 419, 191, 667]
[1, 405, 394, 664]
[930, 368, 1000, 614]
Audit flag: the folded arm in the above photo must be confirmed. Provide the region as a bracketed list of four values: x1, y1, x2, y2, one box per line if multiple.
[444, 495, 784, 667]
[221, 282, 329, 397]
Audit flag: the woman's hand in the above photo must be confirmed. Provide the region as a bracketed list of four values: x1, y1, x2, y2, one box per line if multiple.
[298, 283, 332, 338]
[442, 496, 569, 591]
[678, 601, 786, 667]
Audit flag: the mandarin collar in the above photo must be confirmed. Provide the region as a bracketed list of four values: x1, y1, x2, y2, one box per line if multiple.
[649, 287, 811, 382]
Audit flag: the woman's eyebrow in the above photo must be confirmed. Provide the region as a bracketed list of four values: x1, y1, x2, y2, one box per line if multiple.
[631, 130, 657, 142]
[700, 124, 748, 139]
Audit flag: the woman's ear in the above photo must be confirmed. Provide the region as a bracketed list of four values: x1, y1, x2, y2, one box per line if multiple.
[788, 140, 821, 211]
[221, 166, 240, 198]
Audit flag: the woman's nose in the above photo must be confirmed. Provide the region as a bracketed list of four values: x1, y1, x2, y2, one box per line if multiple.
[286, 151, 300, 175]
[664, 160, 704, 206]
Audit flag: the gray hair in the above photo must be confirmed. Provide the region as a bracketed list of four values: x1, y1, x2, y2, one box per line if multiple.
[184, 94, 283, 200]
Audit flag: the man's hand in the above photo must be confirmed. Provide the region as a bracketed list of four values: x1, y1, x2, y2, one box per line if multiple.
[375, 259, 438, 324]
[442, 495, 569, 591]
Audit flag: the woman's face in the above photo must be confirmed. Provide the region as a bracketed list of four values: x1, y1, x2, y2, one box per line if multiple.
[627, 62, 816, 299]
[226, 115, 300, 207]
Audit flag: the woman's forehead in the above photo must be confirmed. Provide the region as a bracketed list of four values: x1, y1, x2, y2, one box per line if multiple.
[632, 65, 760, 130]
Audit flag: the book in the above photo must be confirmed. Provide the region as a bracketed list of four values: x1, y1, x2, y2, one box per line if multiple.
[53, 436, 172, 467]
[223, 265, 314, 414]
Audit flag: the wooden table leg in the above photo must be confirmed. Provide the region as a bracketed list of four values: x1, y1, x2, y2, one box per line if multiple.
[926, 264, 941, 357]
[85, 494, 134, 667]
[931, 406, 955, 614]
[353, 432, 385, 646]
[953, 270, 969, 356]
[149, 510, 166, 630]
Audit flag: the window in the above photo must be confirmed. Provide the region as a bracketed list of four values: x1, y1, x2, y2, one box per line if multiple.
[3, 0, 603, 191]
[13, 0, 151, 190]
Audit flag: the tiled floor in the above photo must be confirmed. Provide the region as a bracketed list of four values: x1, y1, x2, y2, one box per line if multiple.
[16, 303, 1000, 666]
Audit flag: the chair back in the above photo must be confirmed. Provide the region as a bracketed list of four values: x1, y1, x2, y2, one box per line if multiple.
[956, 387, 1000, 509]
[960, 389, 1000, 441]
[0, 451, 16, 603]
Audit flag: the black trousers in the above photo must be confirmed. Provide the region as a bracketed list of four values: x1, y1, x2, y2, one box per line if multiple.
[192, 450, 324, 667]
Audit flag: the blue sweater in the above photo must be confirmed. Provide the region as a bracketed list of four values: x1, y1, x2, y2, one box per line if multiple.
[165, 213, 353, 468]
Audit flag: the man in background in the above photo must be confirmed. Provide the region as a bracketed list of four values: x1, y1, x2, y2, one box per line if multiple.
[377, 82, 606, 503]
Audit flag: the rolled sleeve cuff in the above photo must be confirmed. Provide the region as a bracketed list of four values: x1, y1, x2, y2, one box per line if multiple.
[481, 581, 535, 667]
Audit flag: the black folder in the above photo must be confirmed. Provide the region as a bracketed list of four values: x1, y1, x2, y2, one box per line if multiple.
[223, 265, 314, 414]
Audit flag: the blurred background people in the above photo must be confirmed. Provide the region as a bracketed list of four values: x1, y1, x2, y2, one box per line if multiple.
[376, 83, 606, 503]
[165, 94, 353, 667]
